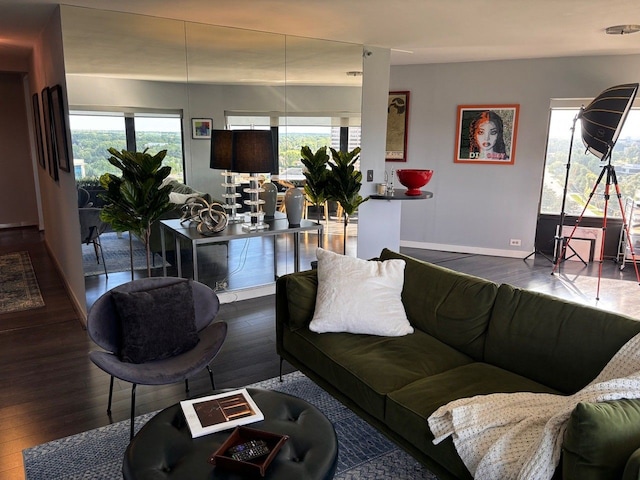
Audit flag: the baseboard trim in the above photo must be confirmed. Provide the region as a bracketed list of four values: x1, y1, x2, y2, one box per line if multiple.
[217, 283, 275, 303]
[399, 240, 530, 259]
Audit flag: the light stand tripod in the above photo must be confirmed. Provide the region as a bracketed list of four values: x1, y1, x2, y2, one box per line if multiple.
[551, 151, 640, 299]
[549, 83, 640, 299]
[550, 110, 588, 266]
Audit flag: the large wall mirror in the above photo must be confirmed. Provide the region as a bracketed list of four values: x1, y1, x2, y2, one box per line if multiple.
[61, 5, 362, 292]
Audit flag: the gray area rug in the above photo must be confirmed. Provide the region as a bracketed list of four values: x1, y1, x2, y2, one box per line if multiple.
[82, 232, 168, 276]
[22, 371, 437, 479]
[0, 251, 45, 314]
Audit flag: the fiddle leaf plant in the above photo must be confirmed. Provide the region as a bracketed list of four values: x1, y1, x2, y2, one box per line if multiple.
[326, 146, 368, 253]
[99, 148, 174, 276]
[300, 145, 330, 223]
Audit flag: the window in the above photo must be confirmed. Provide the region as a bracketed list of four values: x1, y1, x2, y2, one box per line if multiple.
[540, 104, 640, 219]
[226, 113, 361, 181]
[70, 110, 184, 182]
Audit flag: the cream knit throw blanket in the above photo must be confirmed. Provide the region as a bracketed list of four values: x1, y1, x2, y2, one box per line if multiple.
[428, 332, 640, 480]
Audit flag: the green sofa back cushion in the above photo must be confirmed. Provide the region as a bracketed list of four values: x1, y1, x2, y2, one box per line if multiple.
[563, 399, 640, 480]
[485, 284, 640, 393]
[379, 249, 498, 360]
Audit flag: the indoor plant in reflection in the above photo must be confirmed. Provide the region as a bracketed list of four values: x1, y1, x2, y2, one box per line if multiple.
[99, 148, 174, 277]
[326, 146, 369, 255]
[300, 145, 330, 224]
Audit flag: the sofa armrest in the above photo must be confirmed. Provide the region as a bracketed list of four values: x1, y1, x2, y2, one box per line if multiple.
[275, 270, 317, 354]
[563, 399, 640, 480]
[623, 448, 640, 480]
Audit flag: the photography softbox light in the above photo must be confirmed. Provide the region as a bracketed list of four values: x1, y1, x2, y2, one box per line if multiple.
[580, 83, 638, 160]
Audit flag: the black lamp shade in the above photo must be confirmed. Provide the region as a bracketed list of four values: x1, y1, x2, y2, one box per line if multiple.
[231, 130, 277, 174]
[580, 83, 638, 160]
[209, 130, 234, 170]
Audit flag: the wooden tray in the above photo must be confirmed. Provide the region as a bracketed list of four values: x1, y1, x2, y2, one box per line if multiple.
[209, 426, 289, 477]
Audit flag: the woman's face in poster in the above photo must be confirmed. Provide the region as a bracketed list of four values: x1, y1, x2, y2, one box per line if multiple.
[475, 120, 498, 157]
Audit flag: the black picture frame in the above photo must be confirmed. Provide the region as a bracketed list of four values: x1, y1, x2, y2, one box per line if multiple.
[385, 91, 410, 162]
[41, 86, 58, 181]
[31, 93, 46, 169]
[50, 84, 71, 172]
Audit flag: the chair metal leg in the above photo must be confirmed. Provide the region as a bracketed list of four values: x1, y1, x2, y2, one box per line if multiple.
[279, 357, 284, 382]
[130, 383, 137, 440]
[94, 236, 108, 278]
[207, 365, 215, 390]
[107, 376, 114, 414]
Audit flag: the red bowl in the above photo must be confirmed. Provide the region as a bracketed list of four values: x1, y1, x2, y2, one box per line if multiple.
[396, 169, 433, 196]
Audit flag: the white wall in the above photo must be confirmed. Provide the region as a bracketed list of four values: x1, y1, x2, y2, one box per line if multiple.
[390, 54, 640, 258]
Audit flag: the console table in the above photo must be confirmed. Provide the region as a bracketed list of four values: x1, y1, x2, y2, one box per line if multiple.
[160, 215, 323, 282]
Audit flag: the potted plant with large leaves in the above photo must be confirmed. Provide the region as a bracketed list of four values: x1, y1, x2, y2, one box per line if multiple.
[99, 148, 174, 277]
[300, 145, 330, 223]
[326, 146, 368, 254]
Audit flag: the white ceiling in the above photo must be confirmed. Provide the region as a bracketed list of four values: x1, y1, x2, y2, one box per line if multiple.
[1, 0, 639, 66]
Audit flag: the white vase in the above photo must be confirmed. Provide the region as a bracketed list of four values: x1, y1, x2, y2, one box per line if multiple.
[284, 187, 304, 227]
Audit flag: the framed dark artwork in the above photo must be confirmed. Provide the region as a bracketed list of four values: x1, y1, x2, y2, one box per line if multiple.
[41, 86, 58, 181]
[31, 93, 46, 169]
[192, 118, 212, 139]
[49, 84, 71, 172]
[385, 91, 410, 162]
[454, 104, 519, 165]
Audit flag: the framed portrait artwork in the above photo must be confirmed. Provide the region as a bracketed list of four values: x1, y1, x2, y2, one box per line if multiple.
[385, 91, 410, 162]
[192, 118, 212, 139]
[50, 84, 71, 172]
[454, 104, 519, 165]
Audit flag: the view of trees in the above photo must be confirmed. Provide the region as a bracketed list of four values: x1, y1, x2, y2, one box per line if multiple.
[72, 131, 184, 181]
[542, 114, 640, 219]
[73, 130, 341, 181]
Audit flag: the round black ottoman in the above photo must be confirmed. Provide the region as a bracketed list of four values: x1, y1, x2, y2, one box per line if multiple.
[123, 388, 338, 479]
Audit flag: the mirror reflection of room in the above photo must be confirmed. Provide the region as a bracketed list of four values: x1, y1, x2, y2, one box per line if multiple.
[63, 6, 362, 297]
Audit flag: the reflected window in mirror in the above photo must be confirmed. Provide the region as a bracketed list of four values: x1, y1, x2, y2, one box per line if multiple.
[70, 110, 184, 183]
[226, 113, 361, 182]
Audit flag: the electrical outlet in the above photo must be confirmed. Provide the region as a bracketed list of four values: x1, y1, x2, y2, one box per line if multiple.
[367, 170, 374, 182]
[509, 239, 522, 247]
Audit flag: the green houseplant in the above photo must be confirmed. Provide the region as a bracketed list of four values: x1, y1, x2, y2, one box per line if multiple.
[99, 148, 174, 277]
[326, 146, 368, 254]
[300, 145, 330, 223]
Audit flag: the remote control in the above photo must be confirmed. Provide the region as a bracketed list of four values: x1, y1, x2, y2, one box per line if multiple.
[228, 439, 270, 462]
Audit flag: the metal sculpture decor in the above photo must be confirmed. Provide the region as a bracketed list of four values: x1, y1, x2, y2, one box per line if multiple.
[180, 197, 228, 235]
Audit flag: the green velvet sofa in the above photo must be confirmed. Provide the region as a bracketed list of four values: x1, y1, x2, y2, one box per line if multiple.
[275, 248, 640, 480]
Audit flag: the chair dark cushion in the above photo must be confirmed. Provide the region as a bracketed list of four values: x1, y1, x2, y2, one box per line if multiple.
[111, 280, 200, 364]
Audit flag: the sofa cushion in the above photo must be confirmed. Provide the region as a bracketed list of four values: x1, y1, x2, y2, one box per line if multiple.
[283, 327, 473, 421]
[284, 269, 318, 331]
[309, 248, 413, 336]
[563, 399, 640, 480]
[484, 284, 640, 394]
[111, 280, 199, 363]
[385, 362, 561, 480]
[379, 249, 498, 359]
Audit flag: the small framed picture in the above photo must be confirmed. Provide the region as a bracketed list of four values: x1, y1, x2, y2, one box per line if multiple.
[454, 104, 519, 165]
[192, 118, 212, 139]
[31, 93, 46, 169]
[50, 85, 71, 172]
[386, 91, 410, 162]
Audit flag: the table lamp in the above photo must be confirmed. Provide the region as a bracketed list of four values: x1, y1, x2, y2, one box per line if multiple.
[210, 130, 243, 223]
[232, 130, 277, 231]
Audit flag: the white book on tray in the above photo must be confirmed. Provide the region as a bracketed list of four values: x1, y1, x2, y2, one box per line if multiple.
[180, 388, 264, 438]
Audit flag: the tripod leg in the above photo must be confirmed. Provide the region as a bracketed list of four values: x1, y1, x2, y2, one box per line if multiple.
[595, 168, 613, 300]
[552, 166, 607, 275]
[611, 169, 640, 286]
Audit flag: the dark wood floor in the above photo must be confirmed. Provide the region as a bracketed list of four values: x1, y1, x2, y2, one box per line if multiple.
[2, 227, 640, 479]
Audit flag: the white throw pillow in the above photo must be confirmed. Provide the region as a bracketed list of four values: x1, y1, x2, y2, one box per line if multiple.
[309, 248, 413, 336]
